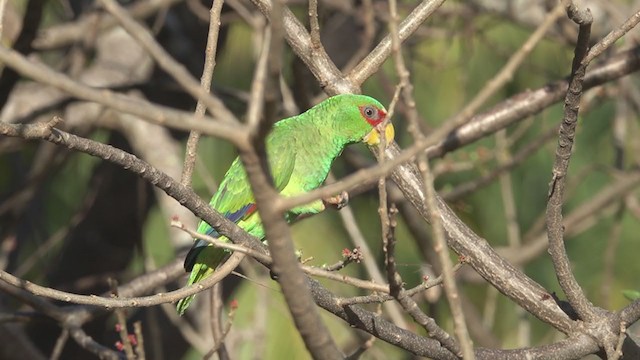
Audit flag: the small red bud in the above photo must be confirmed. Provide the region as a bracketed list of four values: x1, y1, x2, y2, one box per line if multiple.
[230, 299, 239, 310]
[115, 341, 124, 351]
[115, 324, 122, 332]
[128, 334, 138, 346]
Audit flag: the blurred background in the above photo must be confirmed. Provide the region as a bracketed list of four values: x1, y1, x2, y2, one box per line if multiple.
[1, 0, 640, 358]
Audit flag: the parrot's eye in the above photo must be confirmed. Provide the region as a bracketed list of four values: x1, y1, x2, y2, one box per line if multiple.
[363, 106, 376, 118]
[359, 104, 386, 126]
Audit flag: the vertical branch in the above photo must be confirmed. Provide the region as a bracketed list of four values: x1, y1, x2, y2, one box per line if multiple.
[379, 179, 461, 355]
[347, 0, 446, 87]
[133, 322, 146, 360]
[333, 176, 409, 329]
[546, 2, 596, 322]
[181, 0, 225, 186]
[240, 2, 342, 358]
[600, 98, 628, 307]
[308, 0, 321, 48]
[204, 301, 237, 359]
[495, 129, 530, 347]
[109, 279, 136, 360]
[209, 283, 230, 360]
[50, 329, 69, 360]
[422, 162, 473, 359]
[387, 0, 474, 357]
[246, 26, 272, 129]
[262, 0, 284, 130]
[381, 203, 400, 296]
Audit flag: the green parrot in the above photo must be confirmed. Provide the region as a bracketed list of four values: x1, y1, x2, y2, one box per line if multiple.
[176, 94, 394, 315]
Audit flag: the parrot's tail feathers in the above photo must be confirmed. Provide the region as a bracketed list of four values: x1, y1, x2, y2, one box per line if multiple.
[176, 261, 213, 315]
[177, 246, 227, 316]
[176, 294, 195, 316]
[184, 239, 209, 271]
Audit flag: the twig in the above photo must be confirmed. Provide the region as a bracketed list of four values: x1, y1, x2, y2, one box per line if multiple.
[68, 326, 121, 360]
[209, 284, 230, 360]
[545, 2, 596, 322]
[322, 247, 363, 272]
[204, 300, 238, 359]
[181, 0, 226, 186]
[422, 161, 471, 359]
[381, 209, 450, 349]
[347, 0, 447, 86]
[495, 128, 530, 347]
[133, 322, 146, 360]
[158, 300, 209, 353]
[308, 0, 321, 48]
[609, 322, 626, 360]
[49, 329, 69, 360]
[584, 9, 640, 65]
[336, 262, 463, 306]
[245, 24, 272, 129]
[331, 173, 409, 329]
[0, 253, 243, 308]
[109, 279, 135, 359]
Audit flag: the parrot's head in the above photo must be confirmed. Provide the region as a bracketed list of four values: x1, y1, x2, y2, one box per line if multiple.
[332, 94, 395, 146]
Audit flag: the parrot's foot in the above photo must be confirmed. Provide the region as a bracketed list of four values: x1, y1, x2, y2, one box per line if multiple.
[323, 191, 349, 210]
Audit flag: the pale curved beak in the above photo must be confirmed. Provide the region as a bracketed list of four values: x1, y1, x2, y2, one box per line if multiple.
[364, 122, 395, 146]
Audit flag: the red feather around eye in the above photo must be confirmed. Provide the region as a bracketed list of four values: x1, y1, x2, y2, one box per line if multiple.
[359, 105, 386, 127]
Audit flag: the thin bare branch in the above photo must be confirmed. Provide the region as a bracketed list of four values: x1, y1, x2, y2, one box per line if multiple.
[181, 0, 226, 186]
[546, 3, 597, 322]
